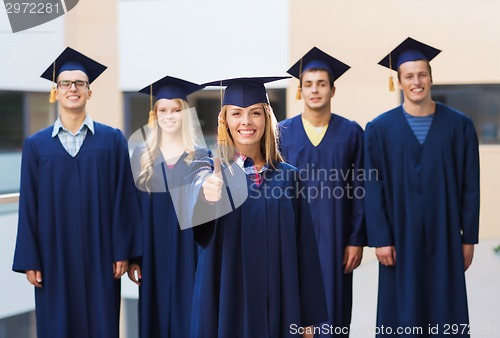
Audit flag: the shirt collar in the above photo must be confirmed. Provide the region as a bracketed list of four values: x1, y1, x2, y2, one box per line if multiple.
[401, 105, 434, 118]
[234, 152, 247, 169]
[52, 115, 95, 137]
[234, 153, 269, 173]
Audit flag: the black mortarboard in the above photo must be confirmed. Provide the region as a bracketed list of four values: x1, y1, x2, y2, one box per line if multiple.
[138, 76, 204, 125]
[287, 47, 349, 98]
[203, 76, 290, 108]
[138, 75, 204, 101]
[378, 37, 441, 71]
[40, 47, 107, 102]
[287, 47, 350, 82]
[41, 47, 107, 84]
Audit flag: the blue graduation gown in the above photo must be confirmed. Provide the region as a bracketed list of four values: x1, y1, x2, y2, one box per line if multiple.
[12, 123, 141, 338]
[131, 149, 209, 338]
[279, 114, 366, 336]
[364, 103, 480, 337]
[189, 160, 328, 338]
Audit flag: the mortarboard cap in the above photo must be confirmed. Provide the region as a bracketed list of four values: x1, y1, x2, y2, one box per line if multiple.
[138, 76, 204, 126]
[287, 47, 350, 99]
[287, 47, 350, 82]
[378, 37, 441, 71]
[41, 47, 107, 84]
[40, 47, 107, 102]
[138, 75, 204, 101]
[203, 76, 290, 108]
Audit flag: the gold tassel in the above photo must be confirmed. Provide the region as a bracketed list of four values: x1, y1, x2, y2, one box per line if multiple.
[147, 110, 156, 127]
[147, 84, 155, 127]
[296, 57, 303, 100]
[217, 118, 227, 145]
[389, 76, 395, 92]
[49, 61, 56, 103]
[49, 86, 56, 103]
[216, 82, 227, 145]
[388, 53, 395, 92]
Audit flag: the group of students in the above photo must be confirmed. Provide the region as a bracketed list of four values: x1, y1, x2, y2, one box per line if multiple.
[12, 36, 479, 338]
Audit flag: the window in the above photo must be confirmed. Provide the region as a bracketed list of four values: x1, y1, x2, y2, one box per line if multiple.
[123, 92, 150, 139]
[432, 84, 500, 144]
[0, 92, 52, 194]
[0, 92, 23, 151]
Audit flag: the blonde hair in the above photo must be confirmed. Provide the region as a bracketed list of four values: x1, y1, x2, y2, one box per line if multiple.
[217, 103, 283, 169]
[137, 98, 201, 190]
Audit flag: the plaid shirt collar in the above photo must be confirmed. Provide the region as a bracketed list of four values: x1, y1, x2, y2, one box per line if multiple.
[234, 153, 269, 187]
[52, 115, 95, 137]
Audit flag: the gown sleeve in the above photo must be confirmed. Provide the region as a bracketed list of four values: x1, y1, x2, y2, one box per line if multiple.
[294, 172, 329, 326]
[460, 117, 480, 244]
[111, 130, 142, 262]
[13, 138, 41, 273]
[186, 157, 216, 248]
[347, 124, 367, 246]
[364, 122, 393, 247]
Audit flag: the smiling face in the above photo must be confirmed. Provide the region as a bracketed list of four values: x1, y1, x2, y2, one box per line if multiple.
[55, 70, 92, 113]
[398, 60, 433, 105]
[155, 98, 182, 135]
[225, 103, 266, 154]
[300, 69, 335, 112]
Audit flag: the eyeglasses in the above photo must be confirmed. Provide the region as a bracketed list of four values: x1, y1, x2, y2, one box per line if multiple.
[57, 80, 89, 90]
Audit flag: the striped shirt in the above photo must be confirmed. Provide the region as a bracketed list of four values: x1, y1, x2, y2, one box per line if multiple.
[52, 115, 95, 157]
[235, 153, 269, 188]
[403, 109, 434, 145]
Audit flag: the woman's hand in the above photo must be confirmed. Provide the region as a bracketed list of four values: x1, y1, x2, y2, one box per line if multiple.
[202, 158, 223, 203]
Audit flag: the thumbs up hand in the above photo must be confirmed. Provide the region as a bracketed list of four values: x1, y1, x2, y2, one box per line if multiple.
[202, 157, 224, 203]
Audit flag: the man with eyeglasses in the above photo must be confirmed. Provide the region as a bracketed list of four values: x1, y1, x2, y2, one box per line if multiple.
[12, 47, 140, 338]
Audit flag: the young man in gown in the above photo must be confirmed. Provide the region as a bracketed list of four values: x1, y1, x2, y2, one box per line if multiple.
[364, 37, 480, 337]
[13, 47, 140, 338]
[280, 47, 366, 337]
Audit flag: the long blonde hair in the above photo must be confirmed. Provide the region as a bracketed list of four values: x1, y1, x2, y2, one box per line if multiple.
[137, 98, 200, 190]
[217, 103, 283, 169]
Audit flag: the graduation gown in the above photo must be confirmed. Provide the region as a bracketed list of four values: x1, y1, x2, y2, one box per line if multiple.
[12, 123, 141, 338]
[131, 149, 209, 338]
[364, 103, 480, 337]
[188, 159, 328, 338]
[279, 114, 366, 336]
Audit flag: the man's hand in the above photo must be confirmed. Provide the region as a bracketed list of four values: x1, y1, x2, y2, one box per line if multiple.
[375, 246, 396, 267]
[113, 260, 129, 279]
[463, 244, 474, 271]
[343, 246, 363, 273]
[26, 270, 43, 288]
[127, 263, 142, 286]
[302, 326, 314, 338]
[202, 158, 223, 203]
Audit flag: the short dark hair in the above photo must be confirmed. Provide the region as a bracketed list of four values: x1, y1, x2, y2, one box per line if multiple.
[300, 68, 334, 88]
